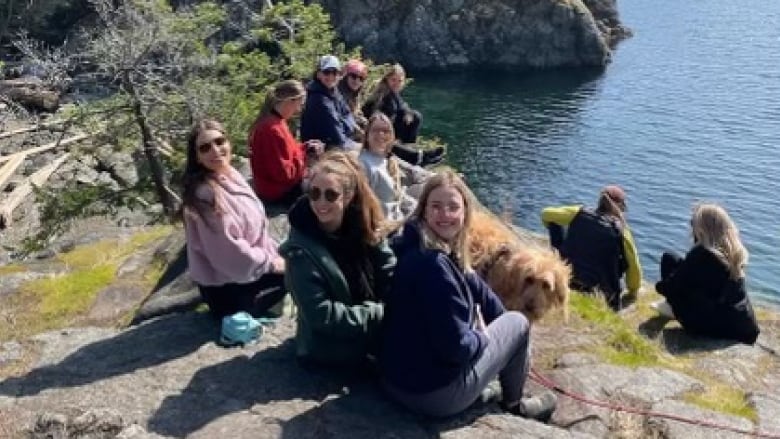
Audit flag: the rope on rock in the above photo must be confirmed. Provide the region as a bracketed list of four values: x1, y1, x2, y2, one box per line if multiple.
[529, 367, 780, 438]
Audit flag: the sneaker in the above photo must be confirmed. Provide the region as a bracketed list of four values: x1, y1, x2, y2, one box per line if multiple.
[479, 380, 502, 405]
[651, 299, 676, 320]
[420, 147, 445, 167]
[502, 391, 557, 422]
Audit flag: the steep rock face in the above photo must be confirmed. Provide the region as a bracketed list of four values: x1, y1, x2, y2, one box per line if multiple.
[316, 0, 631, 71]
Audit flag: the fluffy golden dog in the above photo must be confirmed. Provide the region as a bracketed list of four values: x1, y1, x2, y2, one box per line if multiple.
[468, 210, 571, 323]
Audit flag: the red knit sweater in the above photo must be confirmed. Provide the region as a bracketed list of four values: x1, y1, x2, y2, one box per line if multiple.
[249, 115, 306, 201]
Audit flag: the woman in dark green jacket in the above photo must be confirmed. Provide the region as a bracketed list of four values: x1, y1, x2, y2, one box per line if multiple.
[280, 151, 395, 366]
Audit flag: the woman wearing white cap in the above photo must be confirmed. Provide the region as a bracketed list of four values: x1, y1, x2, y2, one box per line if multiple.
[300, 55, 363, 151]
[541, 185, 642, 310]
[301, 55, 445, 167]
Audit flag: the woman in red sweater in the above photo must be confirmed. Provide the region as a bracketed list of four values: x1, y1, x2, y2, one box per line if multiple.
[249, 80, 324, 205]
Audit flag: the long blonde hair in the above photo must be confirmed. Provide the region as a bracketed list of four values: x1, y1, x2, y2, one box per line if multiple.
[363, 112, 402, 199]
[410, 170, 474, 271]
[365, 64, 405, 113]
[691, 203, 748, 279]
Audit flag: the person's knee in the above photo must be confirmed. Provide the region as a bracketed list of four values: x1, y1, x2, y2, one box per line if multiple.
[495, 311, 530, 336]
[661, 252, 677, 265]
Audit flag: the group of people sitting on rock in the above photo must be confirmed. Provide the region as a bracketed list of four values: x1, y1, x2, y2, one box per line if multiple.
[179, 54, 761, 423]
[543, 186, 759, 344]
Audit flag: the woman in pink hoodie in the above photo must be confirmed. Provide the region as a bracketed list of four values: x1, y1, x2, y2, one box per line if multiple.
[182, 119, 287, 318]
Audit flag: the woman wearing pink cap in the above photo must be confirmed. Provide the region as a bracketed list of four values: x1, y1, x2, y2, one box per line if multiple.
[338, 59, 369, 128]
[541, 185, 642, 310]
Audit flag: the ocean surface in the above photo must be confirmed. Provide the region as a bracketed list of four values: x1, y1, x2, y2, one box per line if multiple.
[405, 0, 780, 306]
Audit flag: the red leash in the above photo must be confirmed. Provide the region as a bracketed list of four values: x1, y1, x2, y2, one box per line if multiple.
[529, 368, 780, 438]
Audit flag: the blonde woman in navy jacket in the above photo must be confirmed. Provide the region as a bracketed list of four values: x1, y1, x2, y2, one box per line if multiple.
[380, 170, 556, 421]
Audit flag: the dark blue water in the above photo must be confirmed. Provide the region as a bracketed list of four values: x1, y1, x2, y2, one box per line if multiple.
[406, 0, 780, 306]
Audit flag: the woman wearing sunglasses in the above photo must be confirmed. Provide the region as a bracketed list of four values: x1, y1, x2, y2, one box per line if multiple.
[280, 150, 395, 366]
[301, 55, 442, 167]
[249, 80, 324, 206]
[300, 55, 362, 151]
[653, 203, 759, 344]
[181, 119, 287, 319]
[338, 59, 369, 128]
[380, 170, 556, 420]
[541, 185, 641, 310]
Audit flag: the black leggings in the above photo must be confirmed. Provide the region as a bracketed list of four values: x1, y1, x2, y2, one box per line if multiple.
[391, 143, 423, 166]
[198, 273, 286, 319]
[393, 110, 422, 144]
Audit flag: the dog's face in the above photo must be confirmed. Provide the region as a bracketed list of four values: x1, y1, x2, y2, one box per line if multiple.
[468, 209, 571, 322]
[485, 251, 569, 322]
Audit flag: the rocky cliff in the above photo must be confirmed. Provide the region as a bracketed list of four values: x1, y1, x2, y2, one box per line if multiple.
[1, 211, 780, 438]
[316, 0, 632, 71]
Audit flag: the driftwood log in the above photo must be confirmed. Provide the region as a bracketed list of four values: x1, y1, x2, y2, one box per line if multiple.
[0, 78, 60, 112]
[0, 119, 67, 140]
[0, 153, 70, 229]
[0, 133, 88, 164]
[0, 153, 25, 192]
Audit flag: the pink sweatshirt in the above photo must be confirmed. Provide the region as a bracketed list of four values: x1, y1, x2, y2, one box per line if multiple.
[184, 167, 280, 286]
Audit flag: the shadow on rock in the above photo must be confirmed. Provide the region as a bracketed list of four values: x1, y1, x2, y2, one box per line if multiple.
[148, 339, 385, 437]
[659, 327, 739, 354]
[0, 312, 215, 397]
[279, 380, 433, 439]
[131, 242, 201, 325]
[637, 315, 671, 339]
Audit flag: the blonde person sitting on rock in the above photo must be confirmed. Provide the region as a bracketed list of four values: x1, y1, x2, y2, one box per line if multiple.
[280, 151, 395, 367]
[358, 112, 429, 222]
[181, 119, 286, 319]
[380, 170, 557, 421]
[654, 203, 760, 344]
[541, 185, 641, 310]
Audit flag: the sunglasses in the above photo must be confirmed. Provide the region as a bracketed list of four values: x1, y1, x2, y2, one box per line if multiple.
[347, 73, 366, 81]
[321, 68, 341, 76]
[307, 186, 342, 203]
[197, 136, 227, 153]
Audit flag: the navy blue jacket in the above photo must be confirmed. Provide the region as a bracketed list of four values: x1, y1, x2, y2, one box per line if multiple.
[379, 221, 506, 393]
[300, 79, 356, 147]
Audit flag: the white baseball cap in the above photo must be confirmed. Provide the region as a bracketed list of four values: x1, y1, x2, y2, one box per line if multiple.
[318, 55, 342, 71]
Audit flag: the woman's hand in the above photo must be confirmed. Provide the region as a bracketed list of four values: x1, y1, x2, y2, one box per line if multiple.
[271, 257, 286, 274]
[305, 140, 325, 156]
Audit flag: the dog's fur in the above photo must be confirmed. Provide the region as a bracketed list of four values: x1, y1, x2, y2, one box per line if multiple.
[468, 210, 571, 323]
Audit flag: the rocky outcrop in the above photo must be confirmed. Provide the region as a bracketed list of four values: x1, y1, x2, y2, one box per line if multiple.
[316, 0, 632, 71]
[1, 310, 779, 438]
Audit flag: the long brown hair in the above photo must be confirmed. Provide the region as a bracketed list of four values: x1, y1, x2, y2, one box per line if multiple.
[309, 150, 385, 246]
[363, 112, 402, 200]
[410, 169, 475, 271]
[180, 119, 227, 223]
